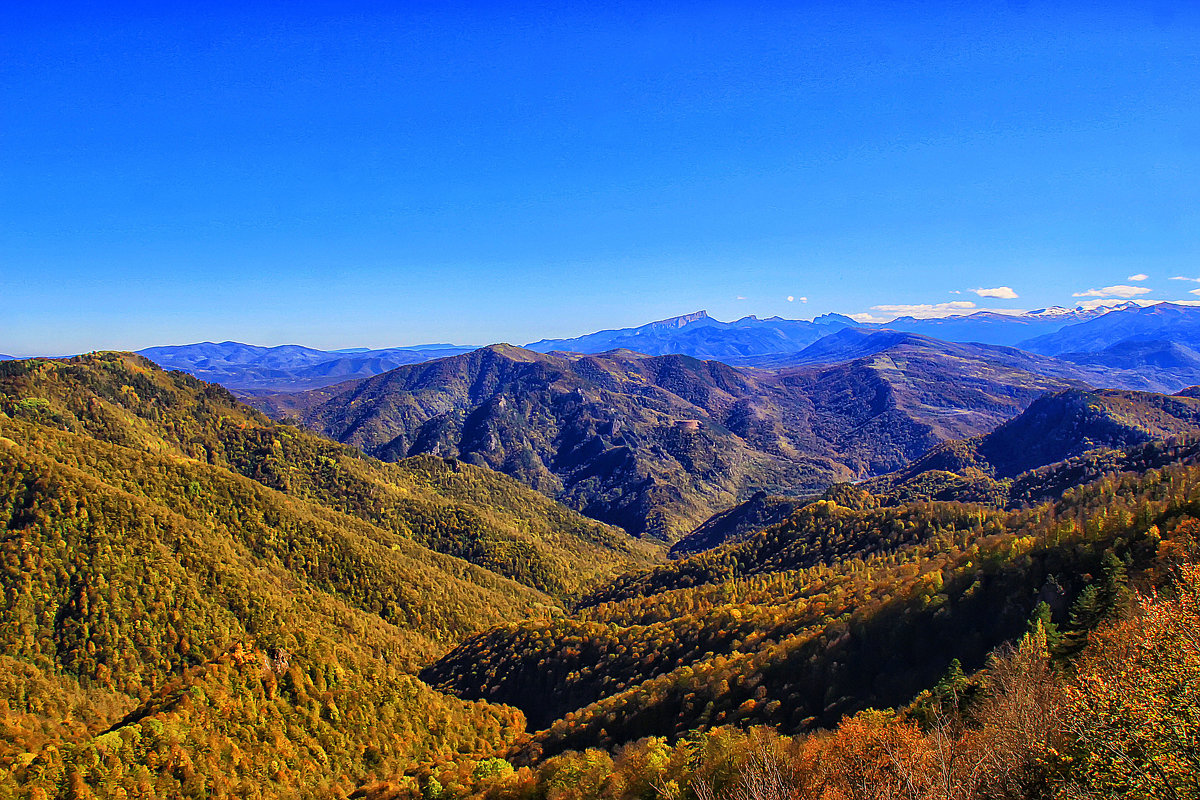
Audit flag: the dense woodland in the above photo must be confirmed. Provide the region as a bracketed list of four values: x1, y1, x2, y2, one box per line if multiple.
[425, 457, 1200, 755]
[0, 354, 649, 798]
[1, 353, 1198, 798]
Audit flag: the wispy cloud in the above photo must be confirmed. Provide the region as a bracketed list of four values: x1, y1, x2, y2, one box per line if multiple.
[848, 300, 1032, 323]
[1128, 274, 1149, 281]
[786, 296, 808, 303]
[735, 295, 747, 300]
[1171, 276, 1200, 282]
[970, 286, 1019, 299]
[871, 301, 978, 316]
[1072, 284, 1151, 298]
[868, 299, 979, 319]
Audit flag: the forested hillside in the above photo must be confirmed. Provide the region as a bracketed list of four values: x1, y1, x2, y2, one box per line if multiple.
[0, 354, 649, 597]
[669, 492, 808, 558]
[0, 354, 652, 798]
[863, 388, 1200, 508]
[425, 450, 1200, 765]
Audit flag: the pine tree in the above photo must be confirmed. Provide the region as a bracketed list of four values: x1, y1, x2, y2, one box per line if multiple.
[1026, 601, 1061, 653]
[1059, 585, 1102, 656]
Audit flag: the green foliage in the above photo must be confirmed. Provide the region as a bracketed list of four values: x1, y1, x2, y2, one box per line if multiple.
[1027, 601, 1061, 652]
[470, 757, 514, 780]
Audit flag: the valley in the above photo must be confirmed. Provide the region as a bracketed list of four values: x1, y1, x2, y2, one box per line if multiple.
[3, 302, 1200, 799]
[250, 337, 1091, 539]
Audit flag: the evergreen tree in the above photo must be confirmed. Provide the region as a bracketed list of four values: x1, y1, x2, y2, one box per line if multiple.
[1026, 601, 1061, 653]
[1100, 549, 1134, 616]
[1060, 585, 1103, 656]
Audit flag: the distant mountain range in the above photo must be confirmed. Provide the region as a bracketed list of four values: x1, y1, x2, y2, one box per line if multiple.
[527, 305, 1121, 357]
[255, 336, 1100, 538]
[525, 310, 862, 359]
[880, 305, 1120, 346]
[125, 302, 1196, 394]
[1056, 339, 1200, 392]
[1019, 301, 1200, 354]
[137, 341, 477, 393]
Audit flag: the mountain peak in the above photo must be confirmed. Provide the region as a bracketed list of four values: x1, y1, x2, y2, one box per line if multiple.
[649, 310, 710, 329]
[478, 343, 546, 362]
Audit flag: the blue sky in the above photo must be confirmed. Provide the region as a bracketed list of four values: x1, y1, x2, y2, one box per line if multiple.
[3, 1, 1199, 354]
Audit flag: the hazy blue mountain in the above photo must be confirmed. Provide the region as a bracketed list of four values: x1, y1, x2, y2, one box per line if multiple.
[138, 340, 477, 392]
[881, 305, 1118, 346]
[1019, 302, 1200, 355]
[738, 328, 917, 367]
[734, 322, 1200, 393]
[739, 330, 1117, 387]
[524, 310, 861, 359]
[131, 303, 1185, 395]
[523, 306, 1118, 363]
[1054, 339, 1200, 393]
[0, 354, 15, 361]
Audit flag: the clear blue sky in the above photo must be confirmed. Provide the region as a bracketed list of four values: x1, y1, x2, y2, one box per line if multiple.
[3, 1, 1199, 354]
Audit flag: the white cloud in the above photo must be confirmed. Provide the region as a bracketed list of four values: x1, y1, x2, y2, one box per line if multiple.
[1171, 276, 1200, 282]
[870, 301, 978, 318]
[949, 290, 962, 294]
[970, 286, 1019, 299]
[850, 300, 1036, 322]
[736, 295, 747, 300]
[799, 296, 808, 303]
[1191, 289, 1200, 296]
[1072, 284, 1152, 298]
[787, 296, 794, 302]
[1128, 274, 1149, 281]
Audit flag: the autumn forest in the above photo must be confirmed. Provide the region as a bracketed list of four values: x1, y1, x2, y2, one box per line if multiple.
[0, 342, 1194, 800]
